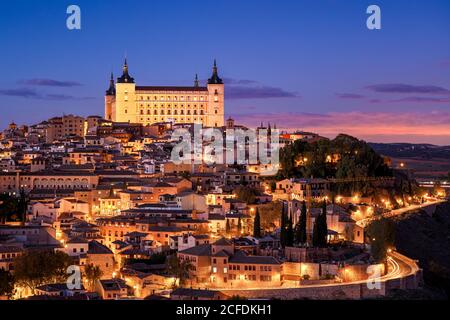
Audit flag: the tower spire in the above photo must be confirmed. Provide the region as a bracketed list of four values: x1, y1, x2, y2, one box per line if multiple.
[117, 57, 135, 84]
[105, 72, 116, 96]
[194, 74, 199, 87]
[208, 59, 223, 84]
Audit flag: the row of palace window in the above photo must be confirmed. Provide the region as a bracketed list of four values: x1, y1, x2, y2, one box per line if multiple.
[139, 109, 205, 116]
[126, 109, 219, 115]
[136, 96, 207, 102]
[228, 274, 265, 281]
[139, 117, 204, 123]
[228, 274, 273, 281]
[138, 104, 206, 108]
[229, 265, 273, 272]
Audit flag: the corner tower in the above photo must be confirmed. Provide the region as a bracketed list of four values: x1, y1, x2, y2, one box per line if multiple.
[114, 58, 136, 123]
[105, 72, 116, 121]
[207, 60, 225, 127]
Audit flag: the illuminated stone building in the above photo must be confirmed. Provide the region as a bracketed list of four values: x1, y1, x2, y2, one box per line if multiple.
[105, 59, 225, 127]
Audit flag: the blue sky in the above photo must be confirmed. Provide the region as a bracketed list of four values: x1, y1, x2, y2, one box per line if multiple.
[0, 0, 449, 144]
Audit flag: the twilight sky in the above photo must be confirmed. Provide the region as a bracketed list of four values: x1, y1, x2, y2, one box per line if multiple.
[0, 0, 449, 144]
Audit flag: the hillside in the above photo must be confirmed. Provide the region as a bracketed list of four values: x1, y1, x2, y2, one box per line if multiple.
[392, 202, 450, 298]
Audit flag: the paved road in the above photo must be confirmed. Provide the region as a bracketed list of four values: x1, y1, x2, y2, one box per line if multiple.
[357, 199, 445, 228]
[217, 251, 418, 291]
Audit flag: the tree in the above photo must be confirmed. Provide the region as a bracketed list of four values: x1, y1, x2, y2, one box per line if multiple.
[278, 133, 391, 180]
[367, 217, 395, 262]
[17, 189, 29, 225]
[286, 215, 294, 247]
[166, 255, 194, 288]
[258, 201, 283, 232]
[225, 219, 231, 234]
[253, 208, 261, 238]
[0, 269, 15, 299]
[313, 201, 328, 247]
[295, 201, 307, 245]
[84, 264, 103, 291]
[318, 200, 328, 247]
[279, 204, 287, 247]
[0, 194, 18, 224]
[312, 218, 320, 247]
[14, 250, 72, 293]
[194, 223, 209, 235]
[237, 217, 242, 235]
[235, 186, 259, 204]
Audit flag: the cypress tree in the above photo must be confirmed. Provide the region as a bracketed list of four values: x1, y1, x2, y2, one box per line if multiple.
[318, 200, 328, 247]
[226, 219, 231, 234]
[295, 201, 307, 245]
[312, 217, 319, 247]
[237, 216, 242, 235]
[253, 208, 261, 238]
[280, 203, 287, 247]
[286, 215, 294, 247]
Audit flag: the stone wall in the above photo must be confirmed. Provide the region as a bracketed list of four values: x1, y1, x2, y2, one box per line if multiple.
[220, 254, 421, 300]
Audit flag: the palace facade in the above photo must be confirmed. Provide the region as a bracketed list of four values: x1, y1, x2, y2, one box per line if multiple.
[105, 60, 225, 127]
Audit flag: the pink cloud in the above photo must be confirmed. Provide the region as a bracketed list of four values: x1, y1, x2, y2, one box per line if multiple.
[232, 111, 450, 145]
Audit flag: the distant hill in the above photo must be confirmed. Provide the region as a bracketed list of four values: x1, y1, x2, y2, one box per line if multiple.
[369, 143, 450, 160]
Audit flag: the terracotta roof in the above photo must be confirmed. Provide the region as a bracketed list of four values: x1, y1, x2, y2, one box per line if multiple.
[88, 240, 113, 255]
[228, 250, 281, 265]
[136, 86, 208, 92]
[213, 237, 233, 246]
[178, 244, 211, 256]
[66, 237, 88, 244]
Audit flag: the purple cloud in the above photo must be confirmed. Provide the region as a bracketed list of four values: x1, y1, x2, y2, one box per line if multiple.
[366, 83, 450, 95]
[19, 78, 82, 87]
[232, 111, 450, 144]
[226, 85, 299, 99]
[335, 93, 365, 99]
[223, 78, 259, 85]
[201, 77, 300, 100]
[0, 88, 40, 98]
[0, 87, 94, 101]
[390, 96, 450, 103]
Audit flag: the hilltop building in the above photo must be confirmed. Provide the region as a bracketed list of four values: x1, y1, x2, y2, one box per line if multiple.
[105, 59, 225, 128]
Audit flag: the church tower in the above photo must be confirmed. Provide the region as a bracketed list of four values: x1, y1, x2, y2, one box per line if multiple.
[207, 60, 225, 127]
[114, 58, 136, 123]
[105, 72, 116, 121]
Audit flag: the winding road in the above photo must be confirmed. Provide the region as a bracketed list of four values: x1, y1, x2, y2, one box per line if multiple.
[357, 199, 445, 228]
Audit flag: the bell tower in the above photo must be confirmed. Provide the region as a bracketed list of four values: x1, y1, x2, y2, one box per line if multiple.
[207, 60, 225, 127]
[115, 58, 136, 123]
[105, 72, 116, 121]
